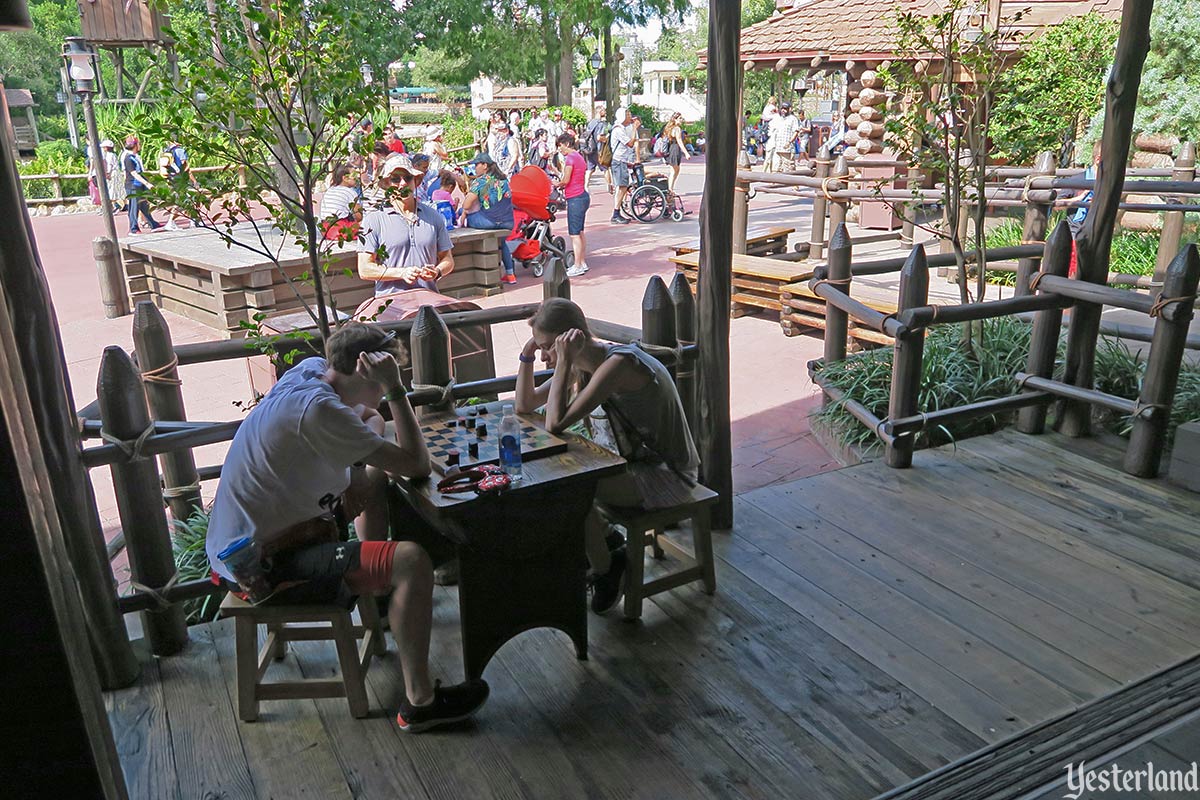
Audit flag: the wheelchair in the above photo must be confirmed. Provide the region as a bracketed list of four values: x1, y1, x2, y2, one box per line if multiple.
[621, 165, 687, 223]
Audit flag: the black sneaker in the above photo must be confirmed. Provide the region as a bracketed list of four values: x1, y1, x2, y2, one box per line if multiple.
[610, 214, 630, 225]
[589, 547, 627, 614]
[396, 679, 490, 733]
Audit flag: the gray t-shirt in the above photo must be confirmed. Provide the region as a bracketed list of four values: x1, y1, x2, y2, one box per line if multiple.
[359, 202, 452, 295]
[611, 123, 637, 165]
[206, 358, 386, 580]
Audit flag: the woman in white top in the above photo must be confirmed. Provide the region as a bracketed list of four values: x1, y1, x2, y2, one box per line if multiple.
[421, 127, 448, 174]
[761, 95, 779, 124]
[320, 162, 363, 241]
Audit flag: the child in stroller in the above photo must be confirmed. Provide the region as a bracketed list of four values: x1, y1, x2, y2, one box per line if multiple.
[508, 165, 576, 278]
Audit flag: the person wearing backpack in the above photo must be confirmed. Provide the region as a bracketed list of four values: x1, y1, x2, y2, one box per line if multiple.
[158, 137, 197, 230]
[526, 128, 551, 171]
[581, 105, 611, 192]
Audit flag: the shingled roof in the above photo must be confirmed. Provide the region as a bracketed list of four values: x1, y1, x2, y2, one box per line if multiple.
[702, 0, 1124, 68]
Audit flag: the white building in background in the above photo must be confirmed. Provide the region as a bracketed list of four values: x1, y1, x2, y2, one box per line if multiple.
[571, 60, 706, 123]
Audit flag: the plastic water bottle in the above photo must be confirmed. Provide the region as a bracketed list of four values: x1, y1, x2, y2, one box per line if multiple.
[218, 536, 272, 603]
[498, 403, 523, 480]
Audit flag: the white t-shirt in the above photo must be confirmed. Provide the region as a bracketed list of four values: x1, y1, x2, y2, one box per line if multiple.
[205, 358, 386, 580]
[768, 113, 801, 150]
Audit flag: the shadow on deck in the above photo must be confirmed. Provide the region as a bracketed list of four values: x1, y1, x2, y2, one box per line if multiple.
[105, 430, 1200, 799]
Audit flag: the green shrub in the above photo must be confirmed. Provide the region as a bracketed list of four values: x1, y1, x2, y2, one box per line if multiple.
[627, 102, 661, 127]
[533, 104, 587, 130]
[171, 509, 223, 625]
[391, 108, 450, 125]
[18, 140, 87, 200]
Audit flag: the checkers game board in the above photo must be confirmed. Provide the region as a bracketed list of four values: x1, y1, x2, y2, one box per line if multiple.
[422, 410, 568, 475]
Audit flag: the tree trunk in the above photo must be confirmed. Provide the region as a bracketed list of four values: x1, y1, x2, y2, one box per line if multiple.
[557, 14, 574, 108]
[543, 16, 560, 107]
[206, 0, 224, 65]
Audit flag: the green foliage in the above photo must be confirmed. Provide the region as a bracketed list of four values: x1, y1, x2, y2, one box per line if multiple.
[1134, 0, 1200, 138]
[815, 317, 1200, 454]
[983, 213, 1160, 286]
[814, 317, 1033, 452]
[17, 139, 86, 199]
[391, 109, 452, 125]
[626, 102, 660, 127]
[0, 0, 80, 118]
[538, 104, 587, 130]
[171, 508, 222, 625]
[991, 15, 1118, 166]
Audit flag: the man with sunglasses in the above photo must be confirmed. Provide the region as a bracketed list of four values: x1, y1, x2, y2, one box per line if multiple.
[357, 153, 454, 296]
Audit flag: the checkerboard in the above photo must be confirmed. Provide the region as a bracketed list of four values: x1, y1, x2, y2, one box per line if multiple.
[421, 409, 568, 475]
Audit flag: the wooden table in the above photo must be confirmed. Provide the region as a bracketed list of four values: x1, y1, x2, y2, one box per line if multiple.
[671, 226, 795, 257]
[670, 250, 814, 317]
[393, 410, 626, 680]
[779, 281, 897, 346]
[121, 224, 508, 336]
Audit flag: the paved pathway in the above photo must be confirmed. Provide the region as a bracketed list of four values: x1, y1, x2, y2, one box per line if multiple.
[30, 159, 840, 583]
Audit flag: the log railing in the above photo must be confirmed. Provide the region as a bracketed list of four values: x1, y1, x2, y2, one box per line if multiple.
[22, 164, 246, 206]
[810, 220, 1200, 477]
[76, 273, 701, 647]
[734, 145, 1199, 278]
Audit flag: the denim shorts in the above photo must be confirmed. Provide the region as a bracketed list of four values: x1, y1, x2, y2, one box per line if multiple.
[566, 192, 590, 235]
[611, 161, 631, 187]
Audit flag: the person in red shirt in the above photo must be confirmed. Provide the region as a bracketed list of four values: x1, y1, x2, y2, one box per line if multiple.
[386, 126, 407, 155]
[553, 133, 590, 277]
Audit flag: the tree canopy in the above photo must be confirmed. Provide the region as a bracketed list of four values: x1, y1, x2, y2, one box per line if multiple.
[1134, 0, 1200, 137]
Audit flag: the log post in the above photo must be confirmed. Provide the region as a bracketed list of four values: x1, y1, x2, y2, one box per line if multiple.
[97, 347, 188, 656]
[669, 272, 698, 434]
[50, 169, 62, 200]
[827, 155, 849, 235]
[542, 255, 571, 301]
[885, 244, 929, 469]
[1014, 151, 1057, 297]
[132, 301, 202, 524]
[642, 274, 678, 382]
[1059, 0, 1155, 438]
[1124, 244, 1200, 477]
[823, 223, 853, 367]
[808, 145, 832, 260]
[1017, 222, 1074, 434]
[93, 237, 129, 319]
[1154, 142, 1195, 282]
[732, 149, 751, 256]
[408, 305, 454, 418]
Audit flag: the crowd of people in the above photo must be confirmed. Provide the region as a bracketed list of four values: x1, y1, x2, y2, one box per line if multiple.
[742, 96, 851, 170]
[318, 104, 700, 298]
[87, 134, 201, 234]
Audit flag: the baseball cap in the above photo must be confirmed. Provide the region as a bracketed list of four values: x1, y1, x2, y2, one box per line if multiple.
[379, 153, 423, 179]
[468, 152, 498, 167]
[616, 106, 628, 120]
[780, 101, 792, 109]
[100, 139, 114, 148]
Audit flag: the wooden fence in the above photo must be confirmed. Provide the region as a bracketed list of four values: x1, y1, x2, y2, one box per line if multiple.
[74, 263, 700, 663]
[808, 220, 1199, 474]
[21, 164, 245, 207]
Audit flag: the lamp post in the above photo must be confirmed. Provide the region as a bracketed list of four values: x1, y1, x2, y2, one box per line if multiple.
[64, 36, 127, 318]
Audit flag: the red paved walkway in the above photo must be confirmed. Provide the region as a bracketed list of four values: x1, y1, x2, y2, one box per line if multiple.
[29, 160, 838, 583]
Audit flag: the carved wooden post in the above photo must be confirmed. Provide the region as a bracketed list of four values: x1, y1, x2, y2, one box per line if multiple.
[669, 272, 697, 434]
[808, 145, 832, 260]
[1017, 222, 1074, 434]
[1154, 142, 1195, 282]
[1125, 245, 1200, 477]
[732, 149, 751, 256]
[642, 275, 678, 381]
[827, 155, 849, 236]
[93, 237, 129, 319]
[823, 223, 853, 367]
[97, 347, 188, 656]
[132, 301, 202, 523]
[1015, 151, 1057, 297]
[409, 305, 453, 418]
[542, 256, 571, 301]
[885, 244, 929, 469]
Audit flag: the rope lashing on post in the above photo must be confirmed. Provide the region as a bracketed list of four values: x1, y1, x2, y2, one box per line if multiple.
[128, 572, 181, 611]
[674, 339, 697, 374]
[820, 176, 841, 203]
[1027, 270, 1049, 293]
[411, 378, 456, 407]
[876, 311, 899, 334]
[162, 482, 202, 500]
[139, 354, 183, 386]
[1147, 293, 1197, 319]
[1020, 174, 1036, 205]
[810, 277, 852, 293]
[1130, 400, 1169, 419]
[100, 422, 156, 462]
[875, 412, 929, 440]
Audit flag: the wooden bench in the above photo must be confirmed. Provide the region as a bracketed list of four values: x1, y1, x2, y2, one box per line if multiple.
[779, 281, 898, 346]
[672, 225, 795, 258]
[670, 251, 814, 318]
[220, 593, 386, 722]
[597, 483, 718, 620]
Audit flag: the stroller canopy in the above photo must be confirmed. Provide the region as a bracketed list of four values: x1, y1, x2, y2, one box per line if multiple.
[509, 165, 553, 221]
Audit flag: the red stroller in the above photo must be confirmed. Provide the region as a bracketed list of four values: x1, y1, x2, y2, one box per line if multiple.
[508, 166, 575, 278]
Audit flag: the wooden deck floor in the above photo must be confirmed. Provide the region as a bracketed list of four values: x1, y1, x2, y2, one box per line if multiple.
[105, 430, 1200, 800]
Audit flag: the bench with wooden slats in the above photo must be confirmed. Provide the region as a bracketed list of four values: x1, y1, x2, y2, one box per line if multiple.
[670, 251, 814, 318]
[671, 226, 795, 258]
[779, 281, 898, 346]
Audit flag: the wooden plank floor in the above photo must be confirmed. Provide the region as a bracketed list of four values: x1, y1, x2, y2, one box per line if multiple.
[105, 430, 1200, 800]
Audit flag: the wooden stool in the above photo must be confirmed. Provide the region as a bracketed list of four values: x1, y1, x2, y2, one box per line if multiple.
[219, 593, 386, 721]
[598, 484, 719, 620]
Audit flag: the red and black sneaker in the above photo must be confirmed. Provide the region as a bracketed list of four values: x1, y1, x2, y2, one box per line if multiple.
[396, 679, 490, 733]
